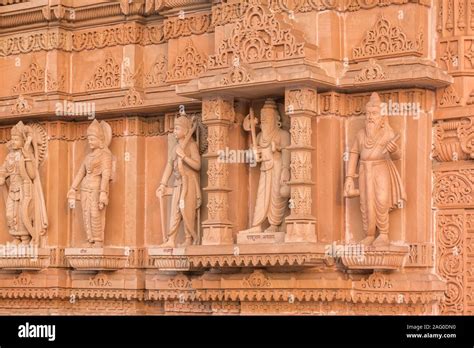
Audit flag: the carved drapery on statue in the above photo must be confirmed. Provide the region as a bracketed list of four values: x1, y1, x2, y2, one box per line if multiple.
[0, 121, 48, 245]
[344, 92, 406, 246]
[241, 99, 291, 234]
[67, 120, 114, 246]
[156, 115, 201, 247]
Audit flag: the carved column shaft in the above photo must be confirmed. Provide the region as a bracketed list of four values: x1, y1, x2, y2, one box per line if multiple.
[284, 87, 317, 243]
[201, 96, 234, 245]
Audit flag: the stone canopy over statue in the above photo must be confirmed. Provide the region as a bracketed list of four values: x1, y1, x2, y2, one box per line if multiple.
[240, 98, 291, 237]
[0, 121, 48, 245]
[344, 92, 407, 247]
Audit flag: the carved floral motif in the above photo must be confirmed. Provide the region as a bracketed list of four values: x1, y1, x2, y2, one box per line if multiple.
[166, 40, 207, 82]
[354, 59, 387, 82]
[86, 53, 121, 91]
[352, 15, 423, 60]
[208, 0, 306, 69]
[436, 213, 465, 314]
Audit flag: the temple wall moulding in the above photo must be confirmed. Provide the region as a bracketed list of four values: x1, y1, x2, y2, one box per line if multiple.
[0, 117, 169, 144]
[316, 89, 429, 116]
[212, 0, 431, 25]
[0, 0, 431, 33]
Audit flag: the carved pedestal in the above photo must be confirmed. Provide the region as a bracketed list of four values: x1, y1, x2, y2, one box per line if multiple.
[0, 248, 51, 271]
[65, 248, 128, 271]
[340, 245, 410, 270]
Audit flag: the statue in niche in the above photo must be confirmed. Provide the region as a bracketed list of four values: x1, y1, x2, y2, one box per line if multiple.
[344, 92, 407, 246]
[241, 98, 291, 234]
[0, 121, 48, 245]
[67, 120, 114, 247]
[156, 115, 201, 247]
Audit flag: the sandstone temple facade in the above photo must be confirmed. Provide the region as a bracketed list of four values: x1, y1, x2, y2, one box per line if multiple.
[0, 0, 470, 315]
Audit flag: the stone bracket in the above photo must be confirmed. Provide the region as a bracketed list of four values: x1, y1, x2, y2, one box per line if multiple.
[340, 245, 410, 271]
[0, 248, 51, 271]
[65, 248, 128, 271]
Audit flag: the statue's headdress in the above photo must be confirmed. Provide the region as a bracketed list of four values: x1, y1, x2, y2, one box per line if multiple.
[174, 115, 192, 131]
[87, 119, 112, 147]
[366, 92, 382, 109]
[261, 98, 281, 127]
[11, 121, 26, 137]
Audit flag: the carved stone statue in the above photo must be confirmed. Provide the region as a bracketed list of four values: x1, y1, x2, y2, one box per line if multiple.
[156, 115, 201, 247]
[241, 98, 291, 234]
[344, 92, 407, 246]
[0, 121, 48, 245]
[67, 120, 114, 247]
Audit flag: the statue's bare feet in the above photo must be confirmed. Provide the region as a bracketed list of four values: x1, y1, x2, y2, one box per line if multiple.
[359, 236, 375, 245]
[159, 239, 176, 248]
[241, 225, 262, 234]
[94, 241, 103, 248]
[265, 225, 279, 233]
[372, 234, 389, 247]
[180, 238, 193, 247]
[12, 238, 21, 245]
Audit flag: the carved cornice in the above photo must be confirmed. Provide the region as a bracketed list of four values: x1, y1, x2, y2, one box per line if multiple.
[211, 0, 431, 26]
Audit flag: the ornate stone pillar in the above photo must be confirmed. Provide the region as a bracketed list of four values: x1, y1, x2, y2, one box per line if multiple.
[284, 87, 317, 242]
[201, 96, 234, 245]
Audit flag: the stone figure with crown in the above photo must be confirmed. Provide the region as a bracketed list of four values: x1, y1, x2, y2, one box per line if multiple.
[156, 115, 201, 247]
[344, 92, 407, 247]
[68, 120, 114, 247]
[240, 99, 291, 238]
[0, 121, 48, 245]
